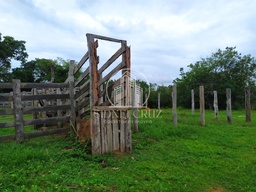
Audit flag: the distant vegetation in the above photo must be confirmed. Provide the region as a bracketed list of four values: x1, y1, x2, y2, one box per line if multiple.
[1, 34, 256, 109]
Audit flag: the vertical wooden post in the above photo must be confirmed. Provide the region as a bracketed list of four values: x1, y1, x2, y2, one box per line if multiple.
[199, 85, 205, 126]
[158, 92, 160, 112]
[87, 34, 101, 154]
[213, 91, 218, 119]
[124, 43, 132, 152]
[145, 93, 148, 108]
[245, 88, 251, 122]
[172, 84, 177, 125]
[32, 88, 38, 129]
[56, 88, 62, 128]
[191, 89, 194, 114]
[69, 60, 76, 135]
[133, 84, 139, 133]
[12, 79, 24, 143]
[226, 88, 232, 124]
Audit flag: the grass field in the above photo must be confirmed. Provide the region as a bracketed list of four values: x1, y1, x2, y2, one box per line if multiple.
[0, 109, 256, 191]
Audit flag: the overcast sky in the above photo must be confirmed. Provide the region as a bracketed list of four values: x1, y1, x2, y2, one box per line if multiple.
[1, 0, 256, 85]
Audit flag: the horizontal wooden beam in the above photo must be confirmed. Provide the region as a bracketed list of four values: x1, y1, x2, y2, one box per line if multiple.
[87, 33, 125, 43]
[21, 94, 69, 101]
[0, 121, 15, 128]
[20, 83, 69, 89]
[24, 116, 70, 126]
[98, 61, 126, 86]
[0, 83, 12, 89]
[23, 105, 70, 114]
[0, 109, 13, 115]
[0, 128, 69, 142]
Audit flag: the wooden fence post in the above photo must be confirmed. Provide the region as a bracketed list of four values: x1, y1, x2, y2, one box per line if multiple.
[133, 83, 139, 133]
[69, 60, 76, 135]
[226, 88, 232, 124]
[213, 91, 218, 119]
[158, 92, 160, 112]
[245, 88, 251, 122]
[191, 89, 194, 115]
[172, 84, 177, 125]
[12, 79, 24, 143]
[200, 85, 205, 126]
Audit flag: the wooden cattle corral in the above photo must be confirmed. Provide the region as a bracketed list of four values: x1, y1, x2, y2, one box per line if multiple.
[0, 33, 132, 155]
[74, 34, 132, 154]
[0, 80, 73, 142]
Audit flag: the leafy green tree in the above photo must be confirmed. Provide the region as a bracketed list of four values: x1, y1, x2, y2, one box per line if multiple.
[0, 33, 28, 82]
[174, 47, 256, 109]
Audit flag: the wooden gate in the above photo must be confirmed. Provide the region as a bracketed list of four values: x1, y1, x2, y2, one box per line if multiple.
[74, 34, 131, 154]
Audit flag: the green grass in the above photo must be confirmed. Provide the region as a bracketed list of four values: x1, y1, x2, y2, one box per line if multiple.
[1, 109, 256, 191]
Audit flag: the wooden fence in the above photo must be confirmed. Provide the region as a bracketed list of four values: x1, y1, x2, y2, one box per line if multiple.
[0, 80, 73, 142]
[0, 33, 132, 155]
[73, 33, 132, 154]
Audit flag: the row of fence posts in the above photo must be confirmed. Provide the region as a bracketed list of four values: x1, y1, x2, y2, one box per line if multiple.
[154, 85, 251, 126]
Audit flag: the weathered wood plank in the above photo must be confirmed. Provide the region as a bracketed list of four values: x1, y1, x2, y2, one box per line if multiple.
[0, 134, 16, 142]
[112, 110, 120, 151]
[125, 110, 132, 152]
[24, 116, 70, 126]
[0, 121, 15, 128]
[226, 88, 232, 124]
[0, 95, 12, 102]
[23, 105, 70, 114]
[0, 83, 12, 89]
[69, 60, 76, 135]
[106, 110, 113, 152]
[88, 33, 124, 43]
[21, 94, 69, 101]
[100, 111, 106, 154]
[98, 61, 126, 86]
[0, 128, 69, 142]
[98, 46, 125, 75]
[74, 52, 89, 75]
[87, 33, 101, 154]
[20, 83, 69, 89]
[0, 109, 13, 115]
[75, 67, 90, 87]
[75, 81, 90, 99]
[13, 79, 24, 143]
[200, 85, 205, 126]
[120, 110, 125, 152]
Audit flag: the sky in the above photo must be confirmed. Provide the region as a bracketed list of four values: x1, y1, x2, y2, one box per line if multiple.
[0, 0, 256, 85]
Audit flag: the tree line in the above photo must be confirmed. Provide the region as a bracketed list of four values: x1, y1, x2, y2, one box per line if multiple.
[1, 34, 256, 109]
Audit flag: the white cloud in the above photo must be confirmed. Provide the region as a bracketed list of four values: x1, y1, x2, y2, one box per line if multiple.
[0, 0, 256, 84]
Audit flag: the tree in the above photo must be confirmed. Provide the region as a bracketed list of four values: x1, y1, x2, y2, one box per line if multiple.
[11, 58, 81, 83]
[174, 47, 256, 109]
[0, 34, 28, 82]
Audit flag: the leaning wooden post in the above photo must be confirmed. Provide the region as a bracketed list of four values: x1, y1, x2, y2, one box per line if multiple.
[172, 84, 177, 125]
[158, 92, 160, 112]
[191, 89, 195, 115]
[12, 79, 24, 143]
[69, 60, 76, 136]
[226, 88, 232, 124]
[245, 88, 251, 122]
[145, 93, 148, 108]
[213, 91, 218, 119]
[199, 85, 205, 126]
